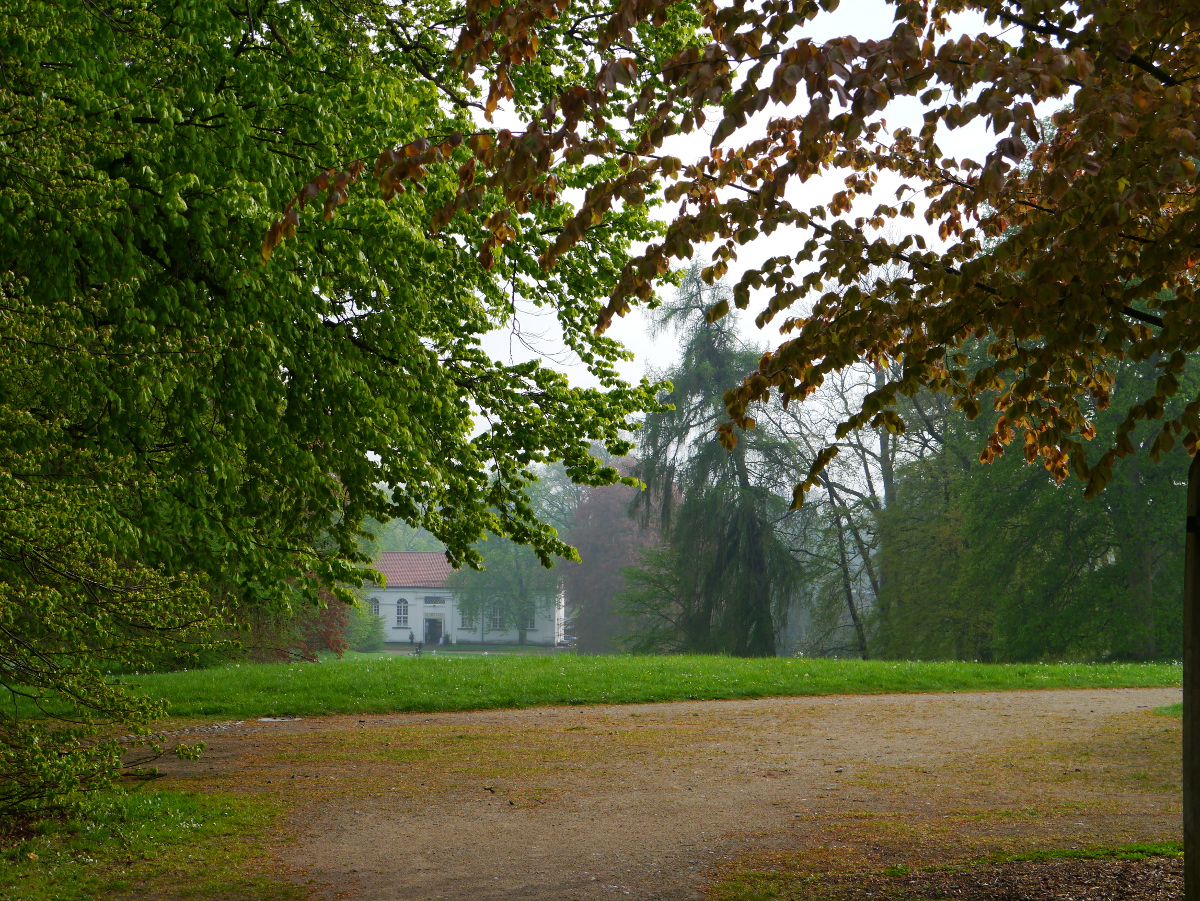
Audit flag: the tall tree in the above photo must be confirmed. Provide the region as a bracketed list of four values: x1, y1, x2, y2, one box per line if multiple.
[448, 536, 562, 644]
[448, 464, 582, 643]
[563, 472, 655, 653]
[623, 267, 803, 656]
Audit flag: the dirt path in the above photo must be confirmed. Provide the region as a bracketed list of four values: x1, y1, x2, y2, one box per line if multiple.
[156, 687, 1182, 900]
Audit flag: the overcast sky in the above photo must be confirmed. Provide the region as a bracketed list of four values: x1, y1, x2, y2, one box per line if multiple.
[480, 1, 1015, 391]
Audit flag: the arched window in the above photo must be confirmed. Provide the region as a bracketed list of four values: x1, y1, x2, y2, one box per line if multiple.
[369, 598, 380, 618]
[396, 598, 409, 627]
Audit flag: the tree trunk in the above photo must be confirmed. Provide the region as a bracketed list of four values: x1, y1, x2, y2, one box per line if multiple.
[1185, 451, 1200, 901]
[831, 503, 869, 660]
[875, 367, 897, 509]
[732, 445, 776, 657]
[824, 478, 880, 601]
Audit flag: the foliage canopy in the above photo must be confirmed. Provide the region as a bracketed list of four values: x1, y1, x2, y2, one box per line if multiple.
[1, 0, 662, 810]
[301, 0, 1198, 498]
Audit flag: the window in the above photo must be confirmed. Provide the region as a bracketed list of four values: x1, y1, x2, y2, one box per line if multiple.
[369, 598, 380, 618]
[424, 595, 444, 605]
[460, 610, 475, 629]
[490, 606, 503, 631]
[525, 612, 537, 631]
[396, 599, 408, 627]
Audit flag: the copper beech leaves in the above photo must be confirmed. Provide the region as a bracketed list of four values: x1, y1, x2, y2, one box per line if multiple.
[262, 159, 365, 261]
[268, 0, 1200, 503]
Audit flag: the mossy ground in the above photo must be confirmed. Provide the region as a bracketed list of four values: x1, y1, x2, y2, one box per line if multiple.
[711, 845, 1182, 901]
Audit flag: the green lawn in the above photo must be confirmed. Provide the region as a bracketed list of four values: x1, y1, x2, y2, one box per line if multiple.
[128, 654, 1183, 721]
[0, 790, 299, 901]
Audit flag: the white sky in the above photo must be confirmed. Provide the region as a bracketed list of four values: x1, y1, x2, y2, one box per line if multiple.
[481, 0, 1013, 390]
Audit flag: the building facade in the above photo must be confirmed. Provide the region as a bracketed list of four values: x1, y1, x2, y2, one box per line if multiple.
[368, 552, 564, 647]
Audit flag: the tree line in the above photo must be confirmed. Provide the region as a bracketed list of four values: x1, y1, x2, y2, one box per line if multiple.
[457, 267, 1188, 665]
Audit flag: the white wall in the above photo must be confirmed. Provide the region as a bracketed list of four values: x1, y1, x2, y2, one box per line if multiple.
[368, 587, 562, 646]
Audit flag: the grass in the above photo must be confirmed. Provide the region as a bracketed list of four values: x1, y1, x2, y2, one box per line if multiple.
[1004, 840, 1182, 862]
[1154, 702, 1183, 717]
[710, 844, 1180, 901]
[125, 653, 1183, 721]
[711, 842, 1183, 901]
[0, 789, 299, 901]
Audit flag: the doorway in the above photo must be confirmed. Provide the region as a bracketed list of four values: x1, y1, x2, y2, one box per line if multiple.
[424, 618, 443, 645]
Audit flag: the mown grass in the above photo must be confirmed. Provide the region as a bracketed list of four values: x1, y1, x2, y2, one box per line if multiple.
[0, 789, 299, 901]
[126, 654, 1182, 721]
[1154, 702, 1183, 718]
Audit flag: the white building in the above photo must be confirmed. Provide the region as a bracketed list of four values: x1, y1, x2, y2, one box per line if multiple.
[367, 552, 564, 647]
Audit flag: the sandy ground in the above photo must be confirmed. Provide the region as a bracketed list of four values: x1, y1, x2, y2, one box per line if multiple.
[155, 687, 1183, 900]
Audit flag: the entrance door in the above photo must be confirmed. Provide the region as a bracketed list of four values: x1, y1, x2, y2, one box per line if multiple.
[424, 618, 443, 644]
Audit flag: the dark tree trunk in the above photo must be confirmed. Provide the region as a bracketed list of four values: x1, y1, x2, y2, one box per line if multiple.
[733, 446, 776, 657]
[831, 502, 869, 660]
[1185, 452, 1199, 901]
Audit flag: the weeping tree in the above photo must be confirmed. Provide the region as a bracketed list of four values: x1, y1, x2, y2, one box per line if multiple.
[623, 268, 803, 656]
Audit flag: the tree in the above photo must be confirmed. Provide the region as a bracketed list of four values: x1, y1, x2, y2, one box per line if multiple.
[563, 467, 655, 653]
[623, 267, 804, 656]
[448, 535, 562, 644]
[271, 0, 1198, 886]
[877, 353, 1193, 662]
[363, 520, 447, 556]
[764, 361, 916, 659]
[2, 0, 664, 811]
[447, 463, 585, 644]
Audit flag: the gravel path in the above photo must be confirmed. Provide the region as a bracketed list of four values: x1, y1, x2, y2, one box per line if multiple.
[157, 687, 1182, 900]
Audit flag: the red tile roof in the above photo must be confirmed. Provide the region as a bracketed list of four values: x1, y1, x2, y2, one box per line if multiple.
[373, 552, 454, 588]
